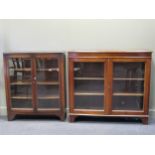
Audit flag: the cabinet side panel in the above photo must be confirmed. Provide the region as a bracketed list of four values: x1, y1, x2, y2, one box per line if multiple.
[69, 59, 75, 113]
[3, 55, 11, 116]
[143, 58, 151, 115]
[59, 54, 65, 113]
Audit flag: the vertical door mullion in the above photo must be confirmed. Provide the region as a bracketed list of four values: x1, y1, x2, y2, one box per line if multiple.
[59, 55, 65, 113]
[32, 55, 37, 112]
[103, 59, 108, 114]
[105, 59, 113, 114]
[58, 56, 62, 110]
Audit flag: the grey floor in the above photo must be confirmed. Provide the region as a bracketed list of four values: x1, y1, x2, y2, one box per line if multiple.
[0, 116, 155, 135]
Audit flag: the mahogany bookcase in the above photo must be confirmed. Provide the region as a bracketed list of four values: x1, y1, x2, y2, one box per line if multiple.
[68, 51, 152, 124]
[4, 53, 65, 121]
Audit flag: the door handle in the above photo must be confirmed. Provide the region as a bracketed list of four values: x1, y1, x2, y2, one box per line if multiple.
[108, 84, 111, 90]
[48, 68, 59, 72]
[74, 67, 80, 71]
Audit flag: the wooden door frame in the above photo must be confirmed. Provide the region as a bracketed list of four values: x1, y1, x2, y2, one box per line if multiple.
[108, 58, 151, 115]
[34, 53, 65, 113]
[69, 58, 108, 115]
[3, 54, 35, 114]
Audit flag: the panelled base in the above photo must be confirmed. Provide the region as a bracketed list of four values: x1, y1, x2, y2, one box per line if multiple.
[7, 112, 65, 121]
[69, 113, 149, 124]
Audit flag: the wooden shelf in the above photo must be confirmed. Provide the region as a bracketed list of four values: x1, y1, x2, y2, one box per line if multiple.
[74, 92, 104, 96]
[74, 77, 104, 80]
[38, 96, 59, 99]
[37, 68, 59, 72]
[11, 81, 59, 85]
[11, 81, 31, 85]
[37, 81, 59, 85]
[37, 108, 60, 111]
[12, 108, 33, 111]
[113, 93, 144, 96]
[10, 68, 31, 71]
[11, 96, 32, 99]
[113, 78, 144, 81]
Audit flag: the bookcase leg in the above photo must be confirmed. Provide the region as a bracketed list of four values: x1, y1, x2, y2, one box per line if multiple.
[8, 113, 16, 121]
[141, 117, 148, 125]
[69, 115, 76, 122]
[60, 114, 65, 121]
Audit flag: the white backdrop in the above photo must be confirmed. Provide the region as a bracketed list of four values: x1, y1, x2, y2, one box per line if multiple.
[0, 19, 155, 116]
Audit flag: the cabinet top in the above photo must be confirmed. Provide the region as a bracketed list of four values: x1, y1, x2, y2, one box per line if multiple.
[69, 51, 152, 59]
[3, 52, 64, 55]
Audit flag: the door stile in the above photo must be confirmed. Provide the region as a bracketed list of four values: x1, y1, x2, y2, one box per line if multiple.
[103, 59, 108, 114]
[32, 55, 37, 112]
[58, 55, 65, 113]
[69, 59, 75, 113]
[143, 59, 151, 115]
[106, 59, 113, 114]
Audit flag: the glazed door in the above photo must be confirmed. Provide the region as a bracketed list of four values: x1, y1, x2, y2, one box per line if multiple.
[7, 55, 34, 111]
[69, 59, 107, 114]
[109, 58, 151, 115]
[35, 55, 61, 111]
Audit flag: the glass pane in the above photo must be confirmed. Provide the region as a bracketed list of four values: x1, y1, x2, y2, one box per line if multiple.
[112, 96, 143, 110]
[8, 58, 33, 108]
[37, 59, 58, 68]
[74, 62, 104, 110]
[37, 85, 59, 97]
[113, 80, 144, 93]
[74, 62, 103, 77]
[11, 99, 32, 108]
[75, 96, 104, 109]
[114, 62, 144, 78]
[112, 62, 145, 110]
[36, 58, 60, 109]
[36, 58, 58, 81]
[38, 99, 59, 109]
